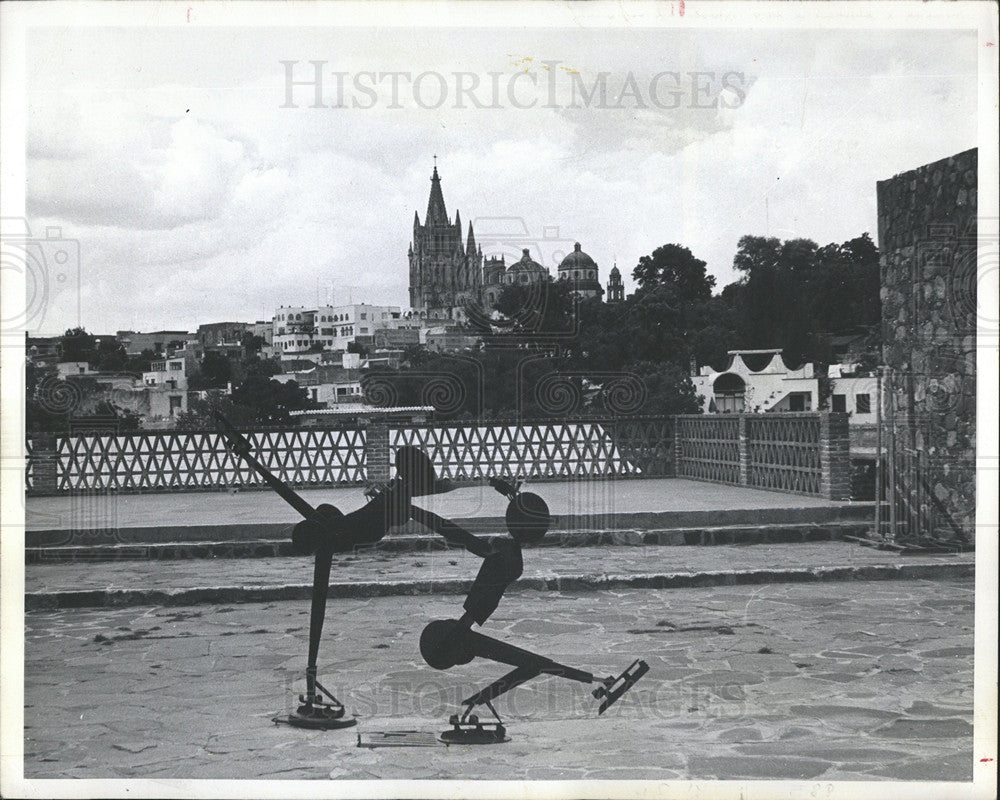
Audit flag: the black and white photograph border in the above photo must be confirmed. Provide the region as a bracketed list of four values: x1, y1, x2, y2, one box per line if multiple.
[0, 1, 997, 799]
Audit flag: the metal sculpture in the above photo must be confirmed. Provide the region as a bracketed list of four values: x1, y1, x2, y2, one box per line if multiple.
[214, 410, 647, 742]
[415, 477, 648, 744]
[212, 409, 450, 729]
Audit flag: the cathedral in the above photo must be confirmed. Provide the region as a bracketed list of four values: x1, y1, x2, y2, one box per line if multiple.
[408, 163, 611, 320]
[408, 164, 504, 321]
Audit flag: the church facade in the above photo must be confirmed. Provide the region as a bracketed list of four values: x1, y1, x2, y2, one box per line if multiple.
[408, 165, 501, 321]
[408, 163, 607, 319]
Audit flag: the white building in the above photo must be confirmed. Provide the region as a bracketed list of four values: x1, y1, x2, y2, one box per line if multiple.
[56, 361, 94, 378]
[692, 349, 878, 424]
[141, 357, 188, 420]
[272, 303, 402, 357]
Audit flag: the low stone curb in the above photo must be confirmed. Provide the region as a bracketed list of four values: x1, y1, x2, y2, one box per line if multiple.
[24, 561, 974, 610]
[25, 503, 877, 547]
[24, 522, 872, 563]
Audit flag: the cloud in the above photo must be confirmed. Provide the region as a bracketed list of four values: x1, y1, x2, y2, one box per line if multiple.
[20, 24, 979, 334]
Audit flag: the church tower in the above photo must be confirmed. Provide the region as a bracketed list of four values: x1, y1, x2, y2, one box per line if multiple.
[408, 162, 482, 319]
[606, 262, 625, 303]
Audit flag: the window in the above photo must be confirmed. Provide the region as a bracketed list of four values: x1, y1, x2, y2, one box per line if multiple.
[169, 362, 182, 370]
[712, 373, 745, 413]
[856, 393, 871, 414]
[78, 366, 85, 374]
[832, 394, 846, 412]
[169, 396, 182, 415]
[788, 393, 812, 412]
[360, 313, 367, 320]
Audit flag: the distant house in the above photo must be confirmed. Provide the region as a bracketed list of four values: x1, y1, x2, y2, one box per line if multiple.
[692, 349, 878, 425]
[141, 357, 189, 421]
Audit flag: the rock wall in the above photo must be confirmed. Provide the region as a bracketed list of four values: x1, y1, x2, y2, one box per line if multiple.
[877, 148, 977, 542]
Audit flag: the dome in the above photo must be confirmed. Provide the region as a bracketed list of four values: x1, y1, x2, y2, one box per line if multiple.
[558, 242, 598, 272]
[508, 248, 547, 274]
[609, 264, 621, 277]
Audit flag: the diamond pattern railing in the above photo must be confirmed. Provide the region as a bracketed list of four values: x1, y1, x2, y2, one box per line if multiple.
[389, 418, 670, 481]
[675, 415, 740, 484]
[53, 428, 366, 491]
[25, 413, 841, 496]
[25, 437, 35, 491]
[746, 414, 822, 495]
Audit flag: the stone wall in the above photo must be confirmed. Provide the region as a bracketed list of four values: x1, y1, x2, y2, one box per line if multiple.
[877, 148, 977, 543]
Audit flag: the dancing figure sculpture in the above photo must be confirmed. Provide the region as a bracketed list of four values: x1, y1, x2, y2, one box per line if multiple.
[414, 478, 648, 744]
[213, 410, 450, 729]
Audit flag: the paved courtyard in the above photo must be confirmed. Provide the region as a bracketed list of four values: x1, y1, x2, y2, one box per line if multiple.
[22, 478, 845, 531]
[22, 577, 975, 782]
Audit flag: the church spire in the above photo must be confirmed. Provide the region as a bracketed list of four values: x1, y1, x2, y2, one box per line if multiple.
[426, 161, 448, 226]
[467, 221, 476, 253]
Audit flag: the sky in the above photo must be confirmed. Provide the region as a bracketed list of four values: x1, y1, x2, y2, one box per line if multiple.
[22, 16, 979, 335]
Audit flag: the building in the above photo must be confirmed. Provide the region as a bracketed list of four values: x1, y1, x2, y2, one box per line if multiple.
[56, 361, 93, 378]
[290, 404, 434, 426]
[272, 303, 401, 359]
[408, 163, 573, 322]
[141, 357, 189, 420]
[409, 164, 483, 320]
[557, 242, 603, 300]
[197, 321, 250, 349]
[504, 248, 550, 286]
[691, 349, 878, 424]
[250, 320, 275, 357]
[606, 263, 625, 303]
[116, 330, 190, 356]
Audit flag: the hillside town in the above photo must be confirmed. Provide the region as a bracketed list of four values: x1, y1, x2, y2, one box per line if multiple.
[26, 162, 883, 435]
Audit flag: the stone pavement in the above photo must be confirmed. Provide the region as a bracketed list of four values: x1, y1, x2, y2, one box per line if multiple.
[23, 478, 844, 531]
[24, 542, 974, 609]
[25, 542, 975, 609]
[22, 578, 976, 781]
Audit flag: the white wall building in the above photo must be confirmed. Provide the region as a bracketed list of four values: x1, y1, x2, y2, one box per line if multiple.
[273, 303, 402, 357]
[56, 361, 93, 378]
[141, 357, 189, 420]
[691, 349, 878, 424]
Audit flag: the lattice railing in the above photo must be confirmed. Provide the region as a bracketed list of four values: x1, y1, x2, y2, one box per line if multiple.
[25, 413, 843, 497]
[53, 428, 366, 491]
[675, 415, 740, 484]
[25, 437, 35, 491]
[389, 419, 665, 481]
[746, 414, 822, 495]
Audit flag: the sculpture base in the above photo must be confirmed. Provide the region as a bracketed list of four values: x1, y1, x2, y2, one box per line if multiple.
[275, 701, 358, 731]
[439, 722, 509, 745]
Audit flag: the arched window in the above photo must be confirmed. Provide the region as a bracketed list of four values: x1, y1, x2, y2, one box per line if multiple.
[712, 373, 746, 413]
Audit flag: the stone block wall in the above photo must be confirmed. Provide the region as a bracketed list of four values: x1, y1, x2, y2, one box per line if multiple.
[877, 148, 977, 542]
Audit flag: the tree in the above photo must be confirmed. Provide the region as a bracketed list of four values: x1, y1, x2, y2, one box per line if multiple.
[229, 375, 318, 424]
[191, 352, 233, 390]
[61, 327, 95, 363]
[241, 332, 264, 357]
[726, 233, 880, 365]
[633, 244, 715, 303]
[493, 280, 575, 338]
